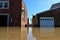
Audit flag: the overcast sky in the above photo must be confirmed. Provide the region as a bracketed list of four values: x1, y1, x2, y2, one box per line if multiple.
[24, 0, 60, 24]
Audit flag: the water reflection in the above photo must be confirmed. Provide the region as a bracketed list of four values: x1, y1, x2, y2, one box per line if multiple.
[27, 27, 55, 40]
[0, 27, 21, 40]
[21, 27, 27, 40]
[27, 27, 57, 40]
[21, 26, 60, 40]
[33, 27, 60, 40]
[40, 27, 55, 35]
[27, 27, 36, 40]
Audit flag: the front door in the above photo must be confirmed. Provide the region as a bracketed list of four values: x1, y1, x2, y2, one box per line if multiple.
[0, 14, 9, 27]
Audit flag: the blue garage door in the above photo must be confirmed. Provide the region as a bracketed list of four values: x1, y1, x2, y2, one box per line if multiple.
[40, 17, 54, 28]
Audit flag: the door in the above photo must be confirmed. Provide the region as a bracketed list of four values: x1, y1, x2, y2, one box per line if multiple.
[0, 14, 9, 27]
[40, 17, 54, 28]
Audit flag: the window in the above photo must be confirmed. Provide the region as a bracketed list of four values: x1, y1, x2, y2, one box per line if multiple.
[0, 1, 9, 9]
[4, 2, 9, 8]
[0, 2, 3, 8]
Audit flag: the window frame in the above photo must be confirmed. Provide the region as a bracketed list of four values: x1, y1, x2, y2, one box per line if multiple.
[0, 1, 3, 9]
[0, 1, 9, 9]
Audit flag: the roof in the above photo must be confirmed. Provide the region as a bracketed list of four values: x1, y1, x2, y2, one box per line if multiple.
[36, 8, 60, 16]
[50, 2, 60, 9]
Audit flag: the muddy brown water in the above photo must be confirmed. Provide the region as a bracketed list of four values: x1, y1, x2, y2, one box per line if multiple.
[21, 27, 60, 40]
[0, 27, 21, 40]
[0, 27, 60, 40]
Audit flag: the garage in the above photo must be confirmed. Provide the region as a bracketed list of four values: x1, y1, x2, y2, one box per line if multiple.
[32, 4, 60, 27]
[0, 14, 9, 27]
[40, 17, 54, 28]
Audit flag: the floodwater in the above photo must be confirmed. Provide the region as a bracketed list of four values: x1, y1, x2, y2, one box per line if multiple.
[21, 27, 60, 40]
[0, 27, 60, 40]
[0, 27, 21, 40]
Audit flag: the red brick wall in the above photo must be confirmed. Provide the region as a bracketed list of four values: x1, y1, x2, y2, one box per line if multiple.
[21, 0, 28, 27]
[0, 0, 21, 26]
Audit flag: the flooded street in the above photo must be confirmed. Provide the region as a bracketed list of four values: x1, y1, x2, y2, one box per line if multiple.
[27, 27, 60, 40]
[0, 27, 60, 40]
[0, 27, 21, 40]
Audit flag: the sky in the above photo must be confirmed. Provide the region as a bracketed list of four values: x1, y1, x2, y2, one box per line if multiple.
[24, 0, 60, 24]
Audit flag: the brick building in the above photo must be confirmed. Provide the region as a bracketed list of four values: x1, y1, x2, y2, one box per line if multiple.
[0, 0, 21, 27]
[21, 0, 28, 27]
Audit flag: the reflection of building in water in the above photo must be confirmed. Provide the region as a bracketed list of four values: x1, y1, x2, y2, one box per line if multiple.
[21, 0, 28, 27]
[32, 2, 60, 27]
[32, 27, 55, 40]
[27, 27, 36, 40]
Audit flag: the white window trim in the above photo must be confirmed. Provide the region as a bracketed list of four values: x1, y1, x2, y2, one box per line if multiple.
[0, 1, 9, 9]
[40, 17, 54, 19]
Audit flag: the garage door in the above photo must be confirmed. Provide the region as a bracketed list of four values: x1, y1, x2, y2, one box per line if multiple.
[40, 17, 54, 28]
